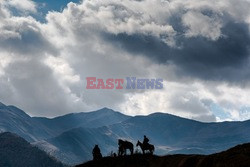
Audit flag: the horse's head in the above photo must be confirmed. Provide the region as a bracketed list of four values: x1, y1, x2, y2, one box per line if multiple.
[136, 140, 140, 147]
[118, 139, 123, 146]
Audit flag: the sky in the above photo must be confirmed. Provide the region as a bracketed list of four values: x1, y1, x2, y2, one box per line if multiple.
[0, 0, 250, 122]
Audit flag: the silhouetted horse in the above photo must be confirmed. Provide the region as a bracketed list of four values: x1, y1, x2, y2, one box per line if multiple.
[136, 140, 154, 154]
[118, 139, 134, 156]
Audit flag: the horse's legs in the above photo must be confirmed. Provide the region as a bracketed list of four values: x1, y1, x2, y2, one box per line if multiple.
[119, 148, 124, 156]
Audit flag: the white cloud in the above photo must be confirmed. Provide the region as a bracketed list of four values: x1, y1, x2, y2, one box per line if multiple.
[4, 0, 36, 13]
[119, 81, 216, 122]
[182, 11, 222, 40]
[44, 55, 80, 84]
[0, 52, 12, 76]
[45, 0, 176, 46]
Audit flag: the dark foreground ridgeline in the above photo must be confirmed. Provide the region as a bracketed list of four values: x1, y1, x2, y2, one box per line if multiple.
[76, 143, 250, 167]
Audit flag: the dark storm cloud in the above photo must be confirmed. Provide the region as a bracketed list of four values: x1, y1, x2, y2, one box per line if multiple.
[105, 20, 250, 82]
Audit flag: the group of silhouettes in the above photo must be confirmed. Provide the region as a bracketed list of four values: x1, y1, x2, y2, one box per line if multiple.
[92, 135, 155, 160]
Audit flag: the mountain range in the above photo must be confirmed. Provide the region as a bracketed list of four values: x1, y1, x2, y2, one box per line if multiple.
[1, 101, 250, 165]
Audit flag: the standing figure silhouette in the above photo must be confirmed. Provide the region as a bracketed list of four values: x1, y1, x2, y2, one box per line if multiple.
[92, 145, 102, 160]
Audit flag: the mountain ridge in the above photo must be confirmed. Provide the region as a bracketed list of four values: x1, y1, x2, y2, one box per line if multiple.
[41, 111, 250, 164]
[1, 101, 250, 165]
[33, 107, 131, 135]
[0, 103, 54, 142]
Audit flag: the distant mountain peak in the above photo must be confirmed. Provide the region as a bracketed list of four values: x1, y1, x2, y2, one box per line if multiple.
[148, 112, 180, 117]
[0, 102, 6, 107]
[93, 107, 122, 115]
[147, 112, 201, 123]
[101, 107, 110, 110]
[0, 102, 27, 117]
[98, 107, 115, 112]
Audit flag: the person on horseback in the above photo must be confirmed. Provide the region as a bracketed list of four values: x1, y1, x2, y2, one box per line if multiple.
[136, 136, 155, 155]
[92, 145, 102, 160]
[143, 135, 149, 146]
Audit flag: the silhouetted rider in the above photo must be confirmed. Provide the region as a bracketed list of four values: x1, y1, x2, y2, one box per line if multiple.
[92, 145, 102, 160]
[143, 135, 149, 146]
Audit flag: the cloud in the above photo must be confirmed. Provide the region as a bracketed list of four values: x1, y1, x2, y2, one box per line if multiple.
[1, 58, 89, 117]
[182, 10, 222, 40]
[1, 0, 36, 14]
[44, 0, 177, 46]
[44, 0, 250, 83]
[0, 0, 250, 122]
[120, 81, 216, 122]
[104, 8, 250, 83]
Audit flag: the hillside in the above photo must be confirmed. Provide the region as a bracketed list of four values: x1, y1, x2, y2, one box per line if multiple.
[45, 126, 118, 165]
[2, 101, 250, 165]
[0, 102, 130, 143]
[76, 143, 250, 167]
[33, 107, 131, 135]
[0, 102, 53, 142]
[0, 132, 64, 167]
[107, 113, 250, 152]
[46, 112, 250, 164]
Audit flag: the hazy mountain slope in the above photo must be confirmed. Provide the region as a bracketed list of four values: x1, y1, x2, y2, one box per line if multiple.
[76, 143, 250, 167]
[0, 132, 64, 167]
[1, 101, 250, 165]
[45, 113, 250, 165]
[111, 113, 250, 149]
[0, 102, 130, 141]
[107, 113, 250, 154]
[33, 108, 131, 135]
[44, 126, 118, 165]
[0, 102, 53, 142]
